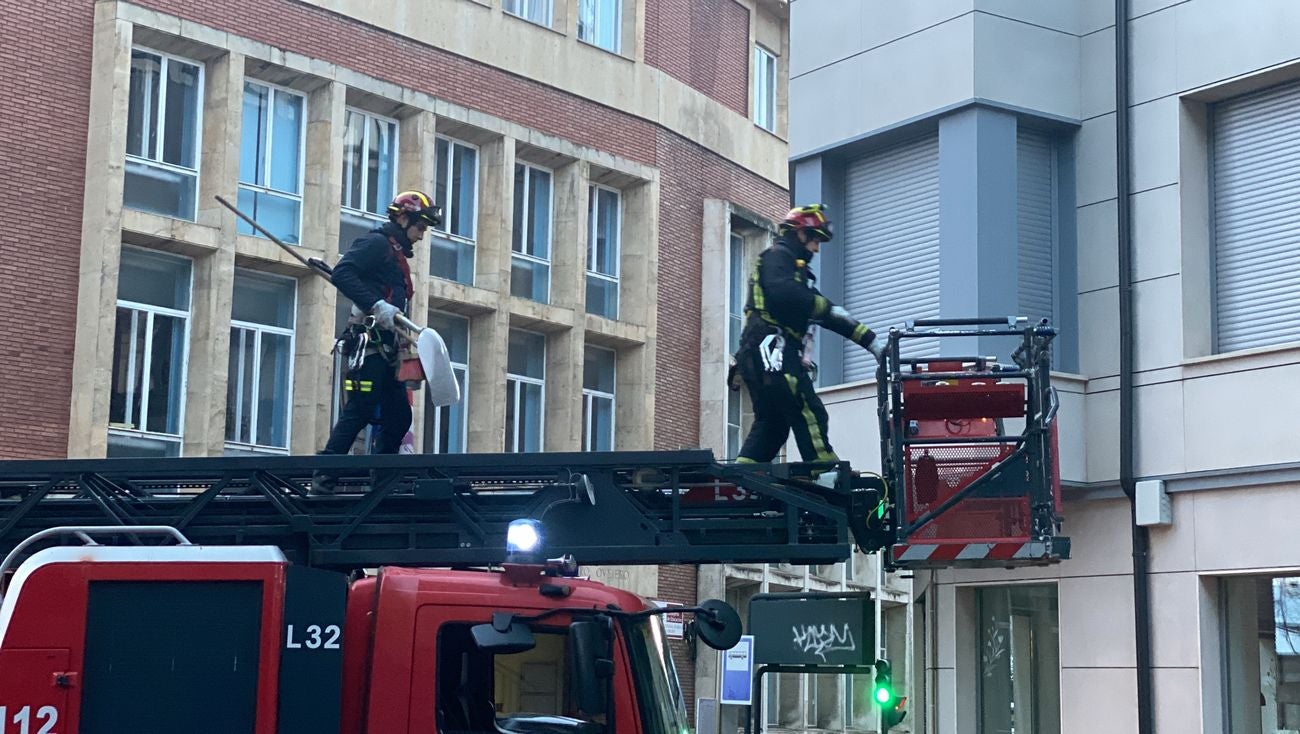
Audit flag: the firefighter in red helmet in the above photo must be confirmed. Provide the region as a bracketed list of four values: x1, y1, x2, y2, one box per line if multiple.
[732, 204, 883, 469]
[312, 191, 442, 495]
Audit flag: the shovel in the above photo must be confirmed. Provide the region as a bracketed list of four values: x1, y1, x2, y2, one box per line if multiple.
[215, 195, 461, 407]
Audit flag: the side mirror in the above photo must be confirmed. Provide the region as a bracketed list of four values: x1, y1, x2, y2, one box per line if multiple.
[569, 617, 613, 715]
[694, 599, 743, 650]
[472, 613, 536, 654]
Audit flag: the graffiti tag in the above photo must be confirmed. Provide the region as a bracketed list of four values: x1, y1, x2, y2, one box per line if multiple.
[790, 623, 856, 661]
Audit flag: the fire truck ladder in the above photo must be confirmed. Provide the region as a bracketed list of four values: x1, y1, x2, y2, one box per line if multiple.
[877, 317, 1069, 569]
[0, 451, 885, 571]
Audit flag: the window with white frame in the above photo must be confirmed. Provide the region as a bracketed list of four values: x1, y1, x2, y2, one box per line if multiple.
[225, 271, 296, 455]
[504, 0, 552, 26]
[339, 108, 398, 252]
[431, 136, 479, 285]
[578, 0, 621, 53]
[506, 329, 546, 453]
[424, 312, 470, 454]
[583, 346, 616, 451]
[124, 48, 203, 220]
[753, 45, 777, 133]
[512, 163, 553, 303]
[725, 231, 746, 460]
[109, 248, 192, 458]
[237, 81, 306, 244]
[1219, 575, 1300, 733]
[586, 185, 620, 319]
[977, 585, 1060, 734]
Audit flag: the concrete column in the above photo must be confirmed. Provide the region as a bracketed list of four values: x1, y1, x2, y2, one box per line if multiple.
[623, 179, 658, 448]
[467, 308, 508, 452]
[694, 563, 727, 718]
[475, 138, 515, 295]
[290, 80, 346, 454]
[540, 160, 587, 453]
[399, 110, 438, 450]
[698, 199, 730, 455]
[938, 107, 1019, 356]
[179, 51, 243, 456]
[551, 160, 589, 312]
[68, 10, 133, 458]
[615, 343, 652, 450]
[544, 328, 582, 452]
[618, 179, 657, 328]
[466, 137, 515, 452]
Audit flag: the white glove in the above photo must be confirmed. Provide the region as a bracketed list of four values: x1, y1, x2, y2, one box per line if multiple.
[868, 337, 885, 361]
[370, 300, 400, 330]
[829, 306, 852, 321]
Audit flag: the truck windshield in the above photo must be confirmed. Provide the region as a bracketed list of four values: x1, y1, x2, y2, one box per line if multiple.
[622, 616, 691, 734]
[437, 623, 603, 734]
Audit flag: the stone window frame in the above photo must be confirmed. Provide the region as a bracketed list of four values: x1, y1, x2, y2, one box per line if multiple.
[124, 45, 206, 222]
[108, 246, 195, 458]
[236, 78, 309, 244]
[506, 328, 548, 453]
[425, 311, 472, 454]
[753, 44, 778, 133]
[225, 268, 298, 455]
[582, 344, 617, 451]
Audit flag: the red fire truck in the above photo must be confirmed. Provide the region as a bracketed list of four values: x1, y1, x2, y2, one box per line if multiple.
[0, 451, 873, 733]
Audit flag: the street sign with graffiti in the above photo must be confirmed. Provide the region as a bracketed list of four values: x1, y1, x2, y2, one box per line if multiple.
[748, 592, 873, 667]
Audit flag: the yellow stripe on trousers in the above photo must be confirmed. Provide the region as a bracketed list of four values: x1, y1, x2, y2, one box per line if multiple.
[784, 373, 837, 462]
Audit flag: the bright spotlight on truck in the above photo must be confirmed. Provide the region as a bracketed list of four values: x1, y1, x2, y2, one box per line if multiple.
[506, 518, 543, 560]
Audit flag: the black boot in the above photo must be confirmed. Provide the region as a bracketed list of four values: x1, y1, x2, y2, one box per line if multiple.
[309, 471, 338, 496]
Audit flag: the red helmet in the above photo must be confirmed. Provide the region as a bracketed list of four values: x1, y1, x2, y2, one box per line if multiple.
[388, 190, 443, 229]
[780, 203, 833, 241]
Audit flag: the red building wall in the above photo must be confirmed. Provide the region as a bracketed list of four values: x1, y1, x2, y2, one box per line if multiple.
[0, 1, 94, 458]
[644, 0, 752, 116]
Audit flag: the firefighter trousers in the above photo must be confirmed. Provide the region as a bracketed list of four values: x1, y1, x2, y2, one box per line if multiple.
[321, 352, 412, 455]
[735, 345, 839, 464]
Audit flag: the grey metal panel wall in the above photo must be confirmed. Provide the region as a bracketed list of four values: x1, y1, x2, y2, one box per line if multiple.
[1213, 80, 1300, 352]
[1017, 128, 1056, 326]
[842, 134, 941, 381]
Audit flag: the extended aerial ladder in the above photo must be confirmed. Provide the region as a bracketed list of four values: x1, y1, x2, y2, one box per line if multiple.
[0, 320, 1066, 574]
[0, 451, 889, 571]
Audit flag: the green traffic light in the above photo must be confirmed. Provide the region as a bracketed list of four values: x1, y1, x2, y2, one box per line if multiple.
[874, 686, 892, 704]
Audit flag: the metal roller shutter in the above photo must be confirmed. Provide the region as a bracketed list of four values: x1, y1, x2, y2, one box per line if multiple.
[1213, 79, 1300, 352]
[841, 134, 941, 381]
[1018, 128, 1055, 326]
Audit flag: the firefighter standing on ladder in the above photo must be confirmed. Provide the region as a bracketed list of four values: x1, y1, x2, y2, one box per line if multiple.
[733, 204, 884, 472]
[311, 191, 442, 495]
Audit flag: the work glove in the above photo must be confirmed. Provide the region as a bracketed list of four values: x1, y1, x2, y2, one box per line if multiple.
[370, 300, 400, 330]
[727, 358, 743, 391]
[867, 335, 885, 362]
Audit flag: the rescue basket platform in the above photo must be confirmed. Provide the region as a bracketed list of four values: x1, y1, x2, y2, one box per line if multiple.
[877, 317, 1069, 569]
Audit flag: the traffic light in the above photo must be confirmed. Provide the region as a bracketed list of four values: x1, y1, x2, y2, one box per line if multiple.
[872, 659, 894, 706]
[873, 659, 907, 730]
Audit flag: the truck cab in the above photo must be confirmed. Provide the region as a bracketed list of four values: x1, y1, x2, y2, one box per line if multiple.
[353, 566, 694, 734]
[0, 529, 734, 734]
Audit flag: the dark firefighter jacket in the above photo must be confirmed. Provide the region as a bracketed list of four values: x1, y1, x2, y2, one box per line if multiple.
[333, 221, 413, 315]
[739, 233, 875, 354]
[332, 221, 414, 349]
